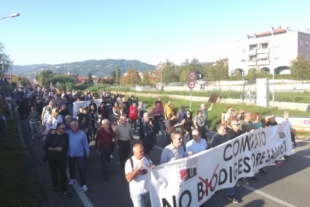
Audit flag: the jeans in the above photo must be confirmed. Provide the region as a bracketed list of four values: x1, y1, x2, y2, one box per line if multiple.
[118, 140, 131, 170]
[228, 187, 235, 195]
[99, 149, 112, 176]
[158, 121, 167, 144]
[29, 122, 41, 137]
[48, 159, 68, 193]
[68, 156, 86, 187]
[131, 192, 149, 207]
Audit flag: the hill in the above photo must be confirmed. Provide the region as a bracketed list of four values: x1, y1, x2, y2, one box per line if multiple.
[14, 59, 155, 78]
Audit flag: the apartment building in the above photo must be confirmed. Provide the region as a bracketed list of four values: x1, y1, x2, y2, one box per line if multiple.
[228, 27, 310, 75]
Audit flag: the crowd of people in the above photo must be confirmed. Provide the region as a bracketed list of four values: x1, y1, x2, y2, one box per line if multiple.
[0, 85, 297, 206]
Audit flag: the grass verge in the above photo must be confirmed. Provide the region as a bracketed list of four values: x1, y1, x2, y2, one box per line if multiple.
[0, 118, 32, 207]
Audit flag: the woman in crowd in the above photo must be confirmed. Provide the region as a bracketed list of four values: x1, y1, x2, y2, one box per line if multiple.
[59, 104, 70, 121]
[194, 109, 208, 139]
[79, 115, 91, 144]
[95, 119, 116, 181]
[29, 106, 41, 139]
[166, 111, 179, 146]
[89, 104, 98, 140]
[98, 102, 109, 123]
[112, 102, 122, 123]
[152, 101, 167, 146]
[43, 123, 70, 197]
[129, 102, 138, 131]
[282, 111, 296, 147]
[252, 112, 263, 129]
[181, 110, 194, 145]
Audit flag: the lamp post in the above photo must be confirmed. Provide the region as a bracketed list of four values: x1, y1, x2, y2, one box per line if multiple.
[0, 13, 20, 20]
[272, 45, 278, 107]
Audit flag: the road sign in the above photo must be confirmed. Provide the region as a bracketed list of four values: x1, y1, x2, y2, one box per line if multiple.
[188, 81, 195, 89]
[188, 71, 196, 80]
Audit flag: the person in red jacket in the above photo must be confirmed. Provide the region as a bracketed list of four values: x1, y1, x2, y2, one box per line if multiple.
[129, 103, 138, 131]
[95, 119, 116, 181]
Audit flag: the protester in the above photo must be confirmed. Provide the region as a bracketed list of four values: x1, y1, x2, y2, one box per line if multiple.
[164, 100, 173, 120]
[95, 119, 115, 181]
[160, 131, 187, 164]
[194, 109, 208, 139]
[28, 106, 41, 139]
[186, 129, 208, 155]
[64, 115, 72, 130]
[67, 121, 90, 193]
[152, 101, 166, 146]
[239, 112, 254, 133]
[178, 105, 186, 123]
[166, 111, 179, 146]
[282, 111, 296, 147]
[115, 115, 133, 170]
[125, 143, 155, 207]
[89, 104, 98, 140]
[129, 102, 139, 131]
[199, 103, 213, 127]
[265, 115, 281, 167]
[43, 123, 70, 197]
[181, 110, 194, 145]
[139, 112, 155, 155]
[211, 124, 240, 203]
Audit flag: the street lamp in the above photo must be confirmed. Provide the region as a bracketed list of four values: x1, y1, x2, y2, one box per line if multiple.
[272, 45, 278, 107]
[0, 13, 20, 20]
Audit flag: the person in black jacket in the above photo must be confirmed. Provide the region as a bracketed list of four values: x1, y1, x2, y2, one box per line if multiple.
[43, 123, 70, 197]
[139, 112, 155, 156]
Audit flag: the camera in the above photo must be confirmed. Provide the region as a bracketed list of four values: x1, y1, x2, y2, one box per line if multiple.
[139, 169, 147, 175]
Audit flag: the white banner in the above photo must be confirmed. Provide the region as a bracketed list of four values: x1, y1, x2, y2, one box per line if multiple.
[149, 122, 293, 207]
[73, 99, 102, 118]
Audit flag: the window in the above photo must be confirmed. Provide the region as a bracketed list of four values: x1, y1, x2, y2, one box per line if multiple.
[306, 41, 309, 46]
[300, 39, 304, 46]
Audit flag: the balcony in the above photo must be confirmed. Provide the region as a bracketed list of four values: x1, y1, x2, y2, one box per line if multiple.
[248, 60, 257, 66]
[257, 59, 270, 65]
[248, 49, 257, 55]
[257, 47, 270, 54]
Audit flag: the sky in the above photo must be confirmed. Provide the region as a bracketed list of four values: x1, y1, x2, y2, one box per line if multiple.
[1, 0, 310, 66]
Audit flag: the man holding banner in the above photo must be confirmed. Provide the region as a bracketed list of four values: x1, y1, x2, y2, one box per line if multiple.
[125, 143, 155, 207]
[211, 124, 240, 203]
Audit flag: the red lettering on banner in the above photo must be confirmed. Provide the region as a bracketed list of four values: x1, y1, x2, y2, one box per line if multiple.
[198, 164, 219, 201]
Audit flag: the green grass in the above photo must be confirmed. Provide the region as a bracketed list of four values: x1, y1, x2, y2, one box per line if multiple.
[0, 118, 32, 207]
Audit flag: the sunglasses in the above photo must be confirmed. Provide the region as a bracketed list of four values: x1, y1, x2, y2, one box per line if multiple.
[233, 124, 240, 126]
[59, 127, 66, 129]
[177, 138, 183, 141]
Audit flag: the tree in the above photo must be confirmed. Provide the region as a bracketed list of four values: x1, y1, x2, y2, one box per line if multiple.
[37, 70, 53, 86]
[0, 42, 13, 76]
[141, 72, 151, 86]
[290, 55, 310, 83]
[111, 70, 116, 83]
[205, 60, 229, 83]
[120, 69, 141, 85]
[161, 60, 179, 84]
[18, 76, 31, 86]
[115, 68, 120, 84]
[245, 68, 259, 80]
[87, 72, 93, 84]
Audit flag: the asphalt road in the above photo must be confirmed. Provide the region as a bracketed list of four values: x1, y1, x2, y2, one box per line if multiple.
[21, 120, 310, 207]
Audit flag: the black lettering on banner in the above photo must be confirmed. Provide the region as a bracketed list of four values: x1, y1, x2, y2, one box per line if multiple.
[219, 169, 227, 185]
[179, 190, 191, 207]
[233, 140, 240, 157]
[229, 166, 233, 183]
[223, 144, 232, 161]
[198, 165, 219, 201]
[240, 135, 251, 153]
[243, 157, 251, 173]
[255, 153, 261, 166]
[238, 158, 243, 175]
[260, 151, 265, 165]
[261, 131, 266, 145]
[162, 195, 177, 207]
[251, 153, 256, 167]
[250, 134, 255, 149]
[266, 149, 270, 163]
[197, 182, 204, 201]
[234, 161, 238, 180]
[254, 132, 261, 148]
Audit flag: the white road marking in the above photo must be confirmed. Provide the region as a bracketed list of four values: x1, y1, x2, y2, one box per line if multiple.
[241, 185, 297, 207]
[66, 169, 94, 207]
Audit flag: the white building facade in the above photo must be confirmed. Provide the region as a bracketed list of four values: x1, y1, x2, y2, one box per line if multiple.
[228, 27, 310, 75]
